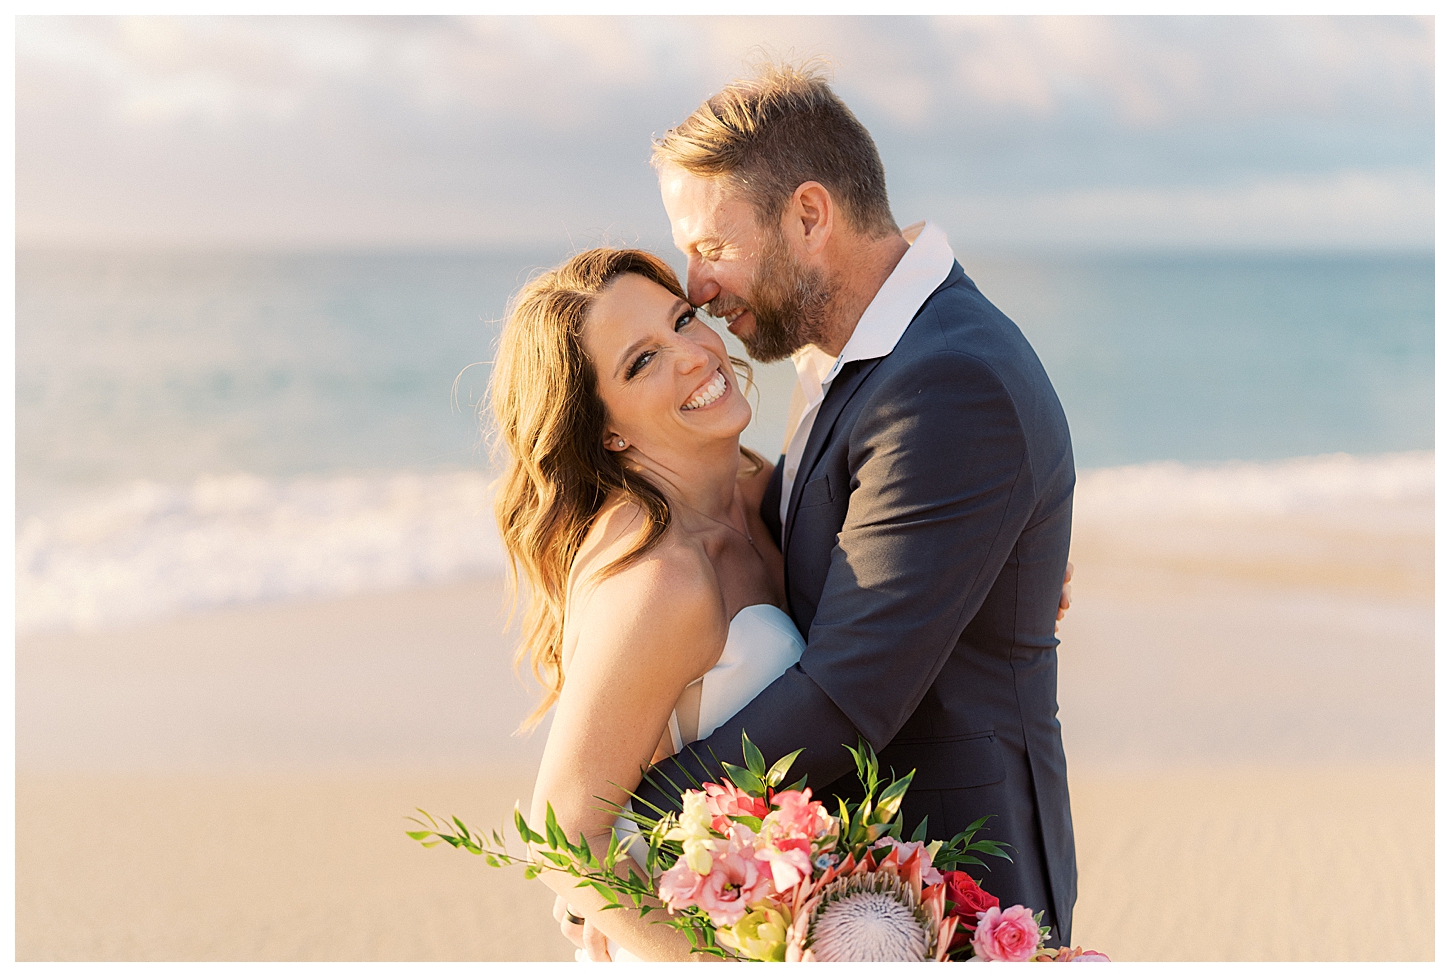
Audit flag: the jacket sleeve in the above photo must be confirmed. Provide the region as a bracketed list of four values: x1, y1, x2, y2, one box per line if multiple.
[634, 345, 1037, 813]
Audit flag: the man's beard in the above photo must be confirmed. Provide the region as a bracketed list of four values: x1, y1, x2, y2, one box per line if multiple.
[710, 231, 834, 363]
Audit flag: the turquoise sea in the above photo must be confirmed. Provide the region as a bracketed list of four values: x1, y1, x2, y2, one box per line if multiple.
[15, 247, 1433, 632]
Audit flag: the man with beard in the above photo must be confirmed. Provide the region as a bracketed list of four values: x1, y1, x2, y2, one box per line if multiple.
[563, 60, 1078, 959]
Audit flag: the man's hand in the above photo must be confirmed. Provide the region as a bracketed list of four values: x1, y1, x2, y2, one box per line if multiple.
[552, 896, 611, 962]
[1055, 561, 1073, 634]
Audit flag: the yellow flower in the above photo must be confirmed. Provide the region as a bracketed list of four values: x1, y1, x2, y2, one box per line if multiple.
[717, 904, 792, 961]
[664, 791, 718, 875]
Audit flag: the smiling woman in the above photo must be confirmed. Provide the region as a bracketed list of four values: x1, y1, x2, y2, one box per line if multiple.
[490, 248, 769, 732]
[487, 246, 794, 960]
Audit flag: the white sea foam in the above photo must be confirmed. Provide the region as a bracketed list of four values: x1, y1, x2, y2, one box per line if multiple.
[15, 451, 1433, 636]
[1074, 450, 1433, 524]
[16, 470, 507, 635]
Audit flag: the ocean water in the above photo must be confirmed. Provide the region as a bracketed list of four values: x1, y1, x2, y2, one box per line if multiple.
[15, 248, 1433, 633]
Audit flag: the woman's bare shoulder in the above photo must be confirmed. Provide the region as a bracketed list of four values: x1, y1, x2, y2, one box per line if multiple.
[569, 502, 727, 677]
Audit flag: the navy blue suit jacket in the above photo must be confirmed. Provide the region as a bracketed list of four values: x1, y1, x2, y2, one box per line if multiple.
[637, 262, 1077, 942]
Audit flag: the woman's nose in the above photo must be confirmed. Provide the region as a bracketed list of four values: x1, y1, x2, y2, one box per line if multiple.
[677, 334, 712, 373]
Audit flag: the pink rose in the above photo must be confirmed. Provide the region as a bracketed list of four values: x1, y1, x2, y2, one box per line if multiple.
[693, 846, 773, 926]
[704, 781, 769, 831]
[872, 838, 945, 885]
[972, 905, 1044, 962]
[766, 788, 831, 840]
[658, 854, 705, 913]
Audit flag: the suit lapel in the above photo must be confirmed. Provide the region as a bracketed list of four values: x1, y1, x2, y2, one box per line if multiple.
[782, 356, 885, 553]
[780, 263, 964, 554]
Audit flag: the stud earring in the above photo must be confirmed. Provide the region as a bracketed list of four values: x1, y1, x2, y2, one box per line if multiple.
[616, 439, 626, 449]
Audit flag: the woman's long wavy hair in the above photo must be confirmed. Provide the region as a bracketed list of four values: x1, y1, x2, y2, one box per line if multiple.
[490, 247, 759, 731]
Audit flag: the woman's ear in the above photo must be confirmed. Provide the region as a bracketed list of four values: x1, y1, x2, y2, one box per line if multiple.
[603, 432, 628, 452]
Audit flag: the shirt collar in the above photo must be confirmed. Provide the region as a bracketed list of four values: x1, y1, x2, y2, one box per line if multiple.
[790, 220, 956, 398]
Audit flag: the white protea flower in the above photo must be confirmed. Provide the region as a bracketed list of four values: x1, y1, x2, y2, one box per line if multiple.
[785, 846, 955, 962]
[804, 872, 936, 961]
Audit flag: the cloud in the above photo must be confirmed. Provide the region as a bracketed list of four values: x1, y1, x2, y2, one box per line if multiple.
[15, 15, 1433, 251]
[916, 168, 1434, 251]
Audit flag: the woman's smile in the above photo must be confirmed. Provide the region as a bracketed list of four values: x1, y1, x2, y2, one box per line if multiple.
[682, 369, 728, 411]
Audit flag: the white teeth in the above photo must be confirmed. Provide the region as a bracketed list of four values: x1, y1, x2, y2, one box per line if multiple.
[682, 370, 727, 411]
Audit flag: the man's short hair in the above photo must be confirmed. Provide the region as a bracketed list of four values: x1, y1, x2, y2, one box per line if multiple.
[653, 59, 898, 239]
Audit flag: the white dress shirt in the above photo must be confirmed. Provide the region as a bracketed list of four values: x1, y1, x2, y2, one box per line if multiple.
[778, 220, 958, 524]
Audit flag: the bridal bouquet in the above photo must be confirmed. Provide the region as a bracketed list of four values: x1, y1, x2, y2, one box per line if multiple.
[409, 735, 1107, 962]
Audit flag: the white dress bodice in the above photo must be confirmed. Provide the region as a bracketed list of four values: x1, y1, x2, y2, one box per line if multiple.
[665, 603, 805, 753]
[589, 603, 805, 963]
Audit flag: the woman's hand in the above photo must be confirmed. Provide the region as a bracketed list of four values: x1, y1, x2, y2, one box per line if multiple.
[553, 896, 611, 962]
[1055, 560, 1073, 633]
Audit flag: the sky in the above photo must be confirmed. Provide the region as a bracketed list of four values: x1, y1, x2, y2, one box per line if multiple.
[14, 15, 1435, 252]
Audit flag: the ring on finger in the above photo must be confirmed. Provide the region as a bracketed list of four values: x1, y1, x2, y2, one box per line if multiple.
[565, 906, 586, 926]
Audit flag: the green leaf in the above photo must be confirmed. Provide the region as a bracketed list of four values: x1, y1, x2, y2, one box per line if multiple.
[873, 772, 914, 823]
[544, 805, 565, 850]
[720, 761, 766, 794]
[514, 808, 544, 845]
[910, 815, 930, 842]
[742, 733, 766, 777]
[764, 748, 804, 788]
[405, 830, 433, 841]
[420, 840, 442, 848]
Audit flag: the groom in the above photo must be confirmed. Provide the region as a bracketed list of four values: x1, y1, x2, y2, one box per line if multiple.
[569, 61, 1077, 956]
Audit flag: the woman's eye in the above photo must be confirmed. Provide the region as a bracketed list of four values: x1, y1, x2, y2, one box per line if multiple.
[675, 309, 697, 331]
[625, 350, 654, 380]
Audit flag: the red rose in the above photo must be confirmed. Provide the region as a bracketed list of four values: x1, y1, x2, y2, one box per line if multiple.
[942, 871, 1000, 947]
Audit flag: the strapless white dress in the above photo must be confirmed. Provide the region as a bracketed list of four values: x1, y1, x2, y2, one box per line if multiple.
[581, 603, 805, 963]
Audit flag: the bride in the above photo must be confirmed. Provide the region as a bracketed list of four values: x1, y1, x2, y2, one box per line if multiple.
[492, 246, 802, 961]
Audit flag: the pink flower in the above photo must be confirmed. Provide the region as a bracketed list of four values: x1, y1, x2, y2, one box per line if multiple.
[872, 838, 944, 885]
[756, 836, 815, 892]
[658, 854, 705, 913]
[694, 846, 774, 926]
[704, 780, 769, 831]
[764, 788, 831, 841]
[972, 905, 1044, 962]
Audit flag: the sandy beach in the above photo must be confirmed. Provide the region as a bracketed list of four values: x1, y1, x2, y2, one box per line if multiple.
[16, 454, 1434, 961]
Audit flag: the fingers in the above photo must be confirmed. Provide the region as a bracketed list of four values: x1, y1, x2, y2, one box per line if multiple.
[583, 920, 613, 963]
[1056, 561, 1074, 634]
[554, 896, 587, 950]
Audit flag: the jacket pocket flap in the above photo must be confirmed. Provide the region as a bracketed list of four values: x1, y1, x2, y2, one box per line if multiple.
[877, 731, 1006, 791]
[798, 473, 834, 508]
